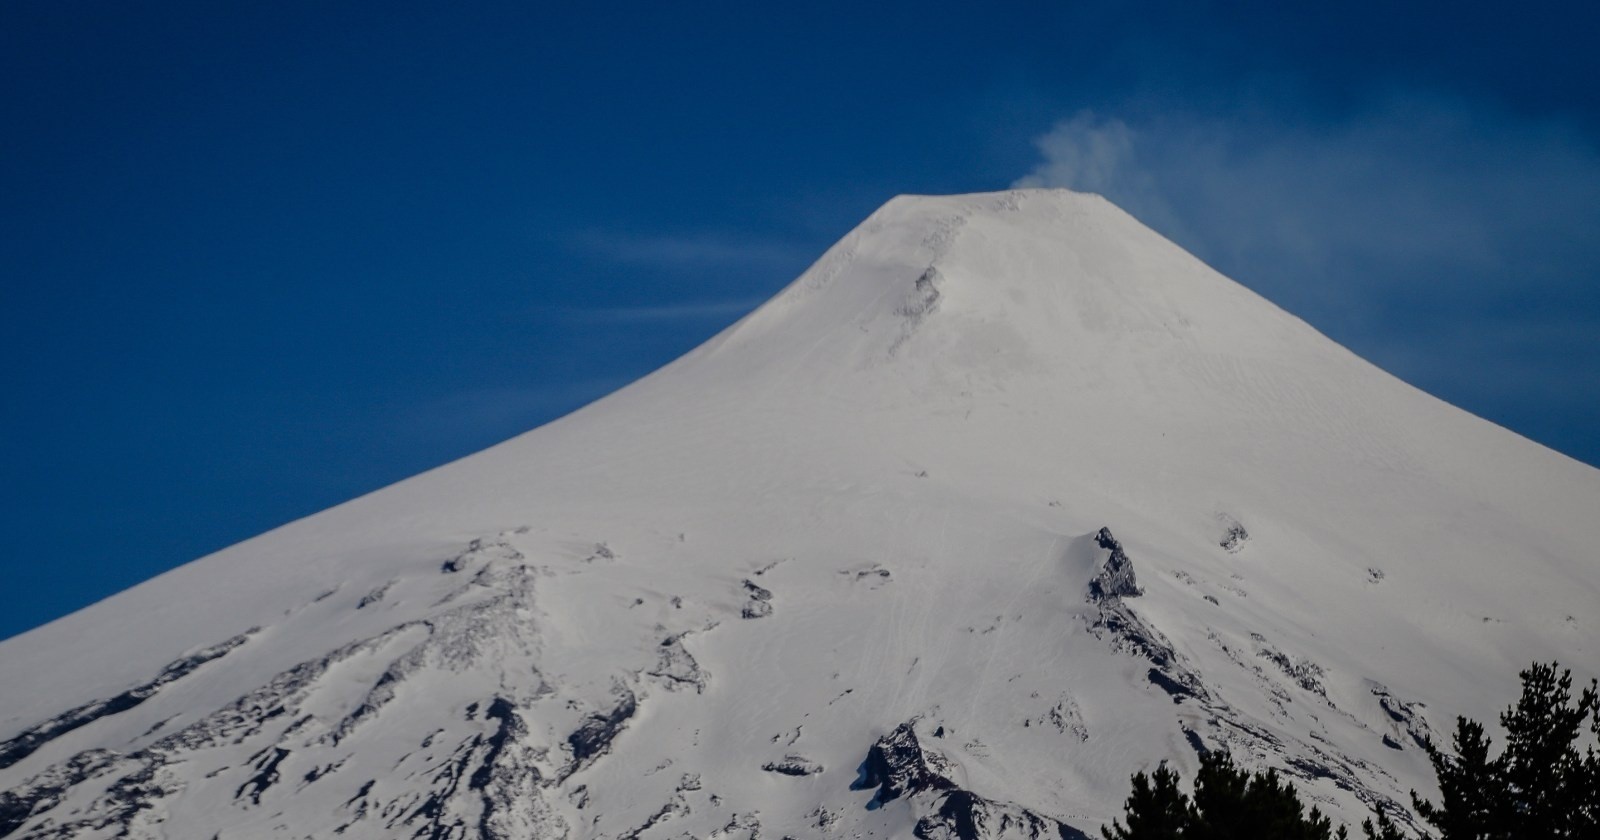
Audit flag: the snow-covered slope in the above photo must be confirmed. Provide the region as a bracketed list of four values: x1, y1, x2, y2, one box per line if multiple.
[2, 189, 1597, 840]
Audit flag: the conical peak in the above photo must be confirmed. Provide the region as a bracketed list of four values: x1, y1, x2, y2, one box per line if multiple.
[870, 187, 1121, 223]
[713, 188, 1318, 379]
[865, 186, 1064, 215]
[844, 188, 1130, 276]
[3, 174, 1597, 840]
[856, 187, 1229, 312]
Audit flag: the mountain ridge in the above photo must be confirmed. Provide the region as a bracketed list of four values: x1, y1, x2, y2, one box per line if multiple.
[2, 188, 1596, 839]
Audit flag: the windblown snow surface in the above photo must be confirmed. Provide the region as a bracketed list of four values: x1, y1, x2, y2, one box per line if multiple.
[1, 189, 1597, 840]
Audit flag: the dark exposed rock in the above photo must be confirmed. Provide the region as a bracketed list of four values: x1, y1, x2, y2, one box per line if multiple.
[0, 547, 570, 840]
[915, 791, 983, 840]
[1148, 668, 1197, 700]
[897, 267, 943, 321]
[1044, 695, 1088, 741]
[854, 720, 1087, 839]
[0, 630, 253, 772]
[467, 697, 541, 840]
[1371, 685, 1432, 751]
[889, 266, 946, 356]
[0, 626, 406, 837]
[1219, 517, 1250, 553]
[649, 634, 709, 692]
[0, 749, 173, 840]
[385, 696, 550, 840]
[1090, 600, 1207, 703]
[616, 796, 687, 840]
[1089, 528, 1141, 600]
[853, 721, 956, 805]
[301, 758, 343, 785]
[469, 698, 525, 791]
[913, 790, 1089, 840]
[1254, 638, 1326, 696]
[235, 747, 288, 805]
[85, 755, 166, 837]
[1284, 755, 1337, 782]
[715, 813, 763, 838]
[565, 688, 637, 770]
[403, 735, 475, 839]
[0, 750, 119, 838]
[762, 755, 823, 776]
[441, 536, 526, 573]
[356, 582, 392, 609]
[741, 578, 774, 619]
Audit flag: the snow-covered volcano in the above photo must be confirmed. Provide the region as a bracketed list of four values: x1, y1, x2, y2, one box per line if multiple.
[2, 189, 1597, 839]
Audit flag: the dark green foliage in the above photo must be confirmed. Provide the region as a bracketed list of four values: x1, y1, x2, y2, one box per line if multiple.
[1410, 717, 1503, 839]
[1188, 753, 1343, 840]
[1102, 763, 1186, 840]
[1411, 661, 1598, 839]
[1585, 694, 1600, 832]
[1360, 807, 1408, 840]
[1496, 663, 1595, 836]
[1105, 662, 1599, 840]
[1102, 752, 1346, 840]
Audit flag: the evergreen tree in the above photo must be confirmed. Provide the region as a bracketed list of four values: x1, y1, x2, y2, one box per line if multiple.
[1105, 661, 1599, 840]
[1187, 752, 1343, 840]
[1102, 762, 1187, 840]
[1496, 662, 1595, 836]
[1102, 752, 1346, 839]
[1360, 807, 1409, 840]
[1582, 697, 1600, 830]
[1411, 661, 1598, 839]
[1411, 717, 1503, 839]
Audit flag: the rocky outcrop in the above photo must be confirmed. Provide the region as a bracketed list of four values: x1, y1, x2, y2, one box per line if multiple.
[566, 687, 637, 771]
[1083, 528, 1207, 703]
[1089, 528, 1141, 600]
[1091, 600, 1207, 703]
[1219, 516, 1250, 553]
[740, 579, 774, 619]
[854, 721, 1090, 840]
[0, 629, 254, 771]
[649, 634, 709, 692]
[0, 750, 120, 838]
[853, 721, 956, 805]
[1371, 684, 1433, 751]
[1254, 635, 1327, 697]
[914, 790, 1091, 840]
[0, 536, 571, 840]
[761, 755, 823, 776]
[890, 265, 947, 356]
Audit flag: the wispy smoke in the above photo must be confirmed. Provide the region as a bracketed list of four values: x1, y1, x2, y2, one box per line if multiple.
[1016, 96, 1600, 463]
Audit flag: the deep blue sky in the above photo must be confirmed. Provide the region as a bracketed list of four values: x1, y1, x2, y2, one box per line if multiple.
[3, 1, 1597, 641]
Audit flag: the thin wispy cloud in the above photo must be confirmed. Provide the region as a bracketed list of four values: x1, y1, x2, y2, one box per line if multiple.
[1015, 97, 1600, 312]
[529, 298, 766, 325]
[570, 230, 810, 271]
[549, 228, 796, 327]
[1016, 96, 1600, 462]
